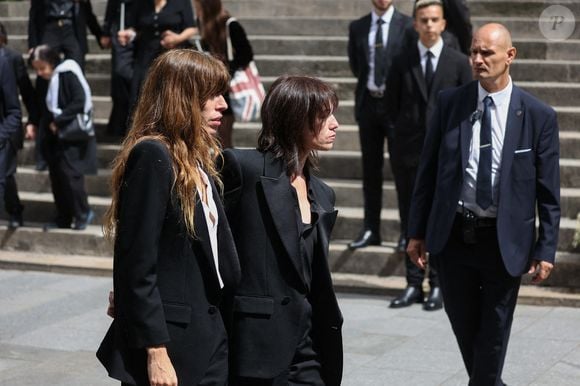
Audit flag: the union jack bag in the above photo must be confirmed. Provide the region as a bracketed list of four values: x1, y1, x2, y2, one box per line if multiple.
[226, 18, 265, 122]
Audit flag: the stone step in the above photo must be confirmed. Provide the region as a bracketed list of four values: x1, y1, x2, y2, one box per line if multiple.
[2, 0, 579, 19]
[2, 249, 580, 300]
[9, 169, 580, 221]
[8, 33, 580, 61]
[1, 207, 578, 258]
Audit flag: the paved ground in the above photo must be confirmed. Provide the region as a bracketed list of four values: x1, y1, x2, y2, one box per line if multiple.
[0, 270, 579, 385]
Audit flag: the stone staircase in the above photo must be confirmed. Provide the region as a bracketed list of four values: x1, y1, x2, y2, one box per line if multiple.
[1, 0, 580, 292]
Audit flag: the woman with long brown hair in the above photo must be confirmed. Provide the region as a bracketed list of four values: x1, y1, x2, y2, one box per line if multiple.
[193, 0, 253, 148]
[97, 49, 240, 386]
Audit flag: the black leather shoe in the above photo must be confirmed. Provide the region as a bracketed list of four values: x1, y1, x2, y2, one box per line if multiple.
[396, 234, 407, 253]
[73, 209, 95, 230]
[43, 222, 71, 231]
[389, 286, 424, 308]
[348, 229, 381, 249]
[8, 213, 23, 229]
[423, 287, 443, 311]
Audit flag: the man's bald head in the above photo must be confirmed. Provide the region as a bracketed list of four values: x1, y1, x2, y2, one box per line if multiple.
[470, 23, 517, 92]
[474, 23, 513, 50]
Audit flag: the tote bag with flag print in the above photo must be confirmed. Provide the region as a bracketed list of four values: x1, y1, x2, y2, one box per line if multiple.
[226, 17, 265, 122]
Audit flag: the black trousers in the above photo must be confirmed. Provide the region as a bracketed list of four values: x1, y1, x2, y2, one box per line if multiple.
[47, 154, 90, 226]
[433, 215, 520, 386]
[3, 143, 23, 216]
[357, 91, 395, 234]
[42, 22, 84, 69]
[392, 161, 439, 288]
[107, 27, 134, 137]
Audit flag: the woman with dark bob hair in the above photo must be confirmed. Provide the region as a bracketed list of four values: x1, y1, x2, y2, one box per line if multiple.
[97, 49, 240, 386]
[30, 44, 97, 231]
[221, 75, 343, 386]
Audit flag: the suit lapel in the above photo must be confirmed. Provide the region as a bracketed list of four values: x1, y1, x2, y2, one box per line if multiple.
[499, 86, 525, 192]
[460, 82, 479, 172]
[429, 46, 450, 100]
[193, 195, 221, 289]
[362, 14, 372, 65]
[410, 48, 428, 102]
[259, 153, 305, 287]
[309, 179, 338, 261]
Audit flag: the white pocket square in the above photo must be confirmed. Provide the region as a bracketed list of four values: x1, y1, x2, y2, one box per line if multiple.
[514, 148, 532, 154]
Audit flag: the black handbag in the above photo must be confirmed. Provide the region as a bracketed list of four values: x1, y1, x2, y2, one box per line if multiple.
[58, 111, 95, 142]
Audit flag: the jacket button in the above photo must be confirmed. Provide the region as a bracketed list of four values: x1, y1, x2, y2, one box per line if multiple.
[208, 306, 217, 315]
[281, 297, 291, 305]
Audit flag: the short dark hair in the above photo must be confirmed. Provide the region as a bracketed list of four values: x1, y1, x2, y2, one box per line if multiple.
[0, 22, 7, 45]
[257, 75, 338, 175]
[30, 44, 61, 68]
[414, 0, 444, 17]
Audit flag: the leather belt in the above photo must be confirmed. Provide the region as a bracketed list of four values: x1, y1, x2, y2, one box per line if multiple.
[48, 18, 73, 27]
[367, 89, 384, 98]
[455, 210, 496, 228]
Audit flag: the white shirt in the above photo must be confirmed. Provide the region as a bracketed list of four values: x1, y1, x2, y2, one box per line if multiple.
[460, 78, 513, 218]
[196, 167, 223, 288]
[417, 38, 443, 76]
[367, 6, 394, 92]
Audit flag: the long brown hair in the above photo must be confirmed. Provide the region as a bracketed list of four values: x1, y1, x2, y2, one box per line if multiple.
[103, 49, 229, 239]
[258, 75, 339, 175]
[194, 0, 230, 60]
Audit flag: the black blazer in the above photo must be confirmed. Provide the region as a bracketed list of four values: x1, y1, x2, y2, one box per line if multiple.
[443, 0, 473, 55]
[28, 0, 104, 53]
[221, 149, 343, 385]
[97, 140, 241, 385]
[408, 82, 561, 276]
[0, 56, 21, 145]
[387, 43, 472, 167]
[347, 9, 413, 121]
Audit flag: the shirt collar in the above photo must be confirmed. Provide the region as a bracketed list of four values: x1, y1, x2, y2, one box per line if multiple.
[478, 77, 513, 107]
[372, 6, 395, 25]
[417, 37, 444, 59]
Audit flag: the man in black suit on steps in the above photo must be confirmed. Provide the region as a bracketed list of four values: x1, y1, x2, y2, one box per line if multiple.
[347, 0, 414, 250]
[386, 0, 471, 310]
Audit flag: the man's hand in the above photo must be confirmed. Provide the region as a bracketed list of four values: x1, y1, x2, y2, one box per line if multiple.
[117, 29, 136, 46]
[407, 238, 428, 270]
[106, 290, 115, 318]
[25, 124, 36, 140]
[100, 36, 112, 49]
[147, 346, 178, 386]
[528, 259, 554, 284]
[49, 122, 58, 134]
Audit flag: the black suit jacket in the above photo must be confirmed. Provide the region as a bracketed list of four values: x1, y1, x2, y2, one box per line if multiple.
[221, 149, 343, 385]
[97, 140, 241, 385]
[387, 43, 472, 167]
[408, 82, 561, 276]
[347, 9, 413, 121]
[0, 57, 21, 145]
[443, 0, 473, 55]
[28, 0, 104, 53]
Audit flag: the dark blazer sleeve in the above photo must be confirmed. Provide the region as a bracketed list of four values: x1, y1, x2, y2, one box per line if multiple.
[444, 0, 472, 55]
[83, 1, 105, 48]
[228, 20, 253, 73]
[458, 53, 472, 85]
[54, 72, 86, 128]
[533, 107, 560, 263]
[11, 51, 39, 125]
[407, 90, 448, 238]
[116, 141, 174, 348]
[28, 0, 43, 49]
[0, 59, 22, 142]
[347, 21, 360, 78]
[385, 53, 404, 121]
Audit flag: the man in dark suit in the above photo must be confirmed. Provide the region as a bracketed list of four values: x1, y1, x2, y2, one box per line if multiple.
[0, 56, 22, 214]
[0, 23, 40, 228]
[28, 0, 106, 69]
[347, 0, 414, 249]
[443, 0, 472, 55]
[386, 0, 471, 310]
[407, 23, 560, 385]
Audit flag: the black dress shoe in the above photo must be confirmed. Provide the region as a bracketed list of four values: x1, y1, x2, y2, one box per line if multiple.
[8, 213, 23, 229]
[423, 287, 443, 311]
[396, 234, 407, 253]
[389, 286, 424, 308]
[43, 222, 71, 231]
[348, 229, 381, 249]
[73, 209, 95, 230]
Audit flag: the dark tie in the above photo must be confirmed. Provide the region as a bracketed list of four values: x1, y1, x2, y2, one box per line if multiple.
[424, 50, 434, 93]
[374, 19, 386, 88]
[476, 96, 494, 210]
